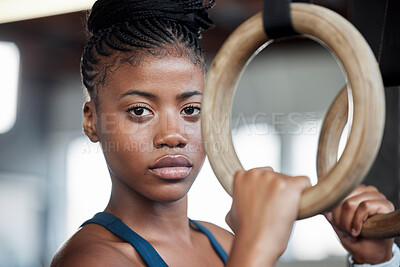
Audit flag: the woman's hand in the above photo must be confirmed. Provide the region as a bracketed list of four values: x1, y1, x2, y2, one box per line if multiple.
[226, 167, 311, 267]
[325, 185, 395, 265]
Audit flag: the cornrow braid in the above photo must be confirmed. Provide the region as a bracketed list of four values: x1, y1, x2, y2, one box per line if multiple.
[143, 19, 173, 44]
[152, 19, 176, 43]
[80, 0, 215, 101]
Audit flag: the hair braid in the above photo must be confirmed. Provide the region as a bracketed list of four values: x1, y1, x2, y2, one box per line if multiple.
[103, 27, 132, 52]
[152, 19, 176, 43]
[142, 19, 173, 44]
[81, 0, 215, 99]
[93, 32, 111, 56]
[135, 21, 165, 44]
[113, 26, 150, 49]
[123, 22, 159, 46]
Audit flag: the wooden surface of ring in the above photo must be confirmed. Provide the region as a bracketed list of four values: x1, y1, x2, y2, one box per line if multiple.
[318, 86, 400, 238]
[201, 3, 385, 219]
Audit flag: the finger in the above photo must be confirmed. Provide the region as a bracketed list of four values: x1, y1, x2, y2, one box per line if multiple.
[351, 199, 395, 236]
[338, 192, 386, 234]
[291, 175, 312, 190]
[330, 186, 382, 228]
[330, 223, 357, 249]
[232, 170, 246, 191]
[233, 169, 246, 178]
[248, 166, 274, 172]
[344, 184, 379, 200]
[225, 210, 235, 232]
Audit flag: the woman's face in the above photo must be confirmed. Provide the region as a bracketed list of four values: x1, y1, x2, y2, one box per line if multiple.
[84, 53, 206, 203]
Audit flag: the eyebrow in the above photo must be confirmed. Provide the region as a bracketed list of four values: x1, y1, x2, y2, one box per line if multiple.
[118, 89, 202, 101]
[118, 90, 157, 100]
[176, 91, 202, 101]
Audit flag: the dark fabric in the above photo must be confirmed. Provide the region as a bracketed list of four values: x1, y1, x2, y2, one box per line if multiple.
[190, 220, 228, 263]
[262, 0, 311, 39]
[349, 0, 400, 86]
[81, 212, 228, 266]
[81, 212, 168, 267]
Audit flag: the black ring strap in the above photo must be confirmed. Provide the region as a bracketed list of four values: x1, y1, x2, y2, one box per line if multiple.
[263, 0, 312, 39]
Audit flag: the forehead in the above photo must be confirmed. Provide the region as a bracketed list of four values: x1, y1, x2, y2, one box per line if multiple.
[100, 54, 205, 100]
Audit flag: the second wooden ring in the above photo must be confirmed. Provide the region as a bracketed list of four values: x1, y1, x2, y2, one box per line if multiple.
[201, 3, 385, 219]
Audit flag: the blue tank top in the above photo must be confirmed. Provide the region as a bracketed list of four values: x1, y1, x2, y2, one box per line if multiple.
[81, 212, 228, 267]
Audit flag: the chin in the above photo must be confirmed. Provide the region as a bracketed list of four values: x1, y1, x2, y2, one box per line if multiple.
[146, 181, 192, 203]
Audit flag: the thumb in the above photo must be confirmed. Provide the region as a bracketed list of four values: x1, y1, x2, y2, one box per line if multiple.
[225, 209, 237, 233]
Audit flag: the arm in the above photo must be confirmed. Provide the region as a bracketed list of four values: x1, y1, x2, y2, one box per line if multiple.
[225, 167, 311, 267]
[325, 185, 398, 266]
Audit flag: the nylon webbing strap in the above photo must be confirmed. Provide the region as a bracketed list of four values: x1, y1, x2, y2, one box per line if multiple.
[263, 0, 311, 39]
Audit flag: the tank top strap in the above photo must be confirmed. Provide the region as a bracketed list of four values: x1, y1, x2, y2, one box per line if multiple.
[189, 219, 228, 264]
[81, 212, 168, 267]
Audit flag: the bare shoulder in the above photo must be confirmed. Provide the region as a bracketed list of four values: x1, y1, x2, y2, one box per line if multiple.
[195, 221, 234, 254]
[51, 224, 143, 267]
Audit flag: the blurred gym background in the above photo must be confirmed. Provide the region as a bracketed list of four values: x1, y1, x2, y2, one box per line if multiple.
[0, 0, 399, 266]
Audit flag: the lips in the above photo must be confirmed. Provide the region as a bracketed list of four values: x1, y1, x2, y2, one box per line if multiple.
[149, 155, 193, 179]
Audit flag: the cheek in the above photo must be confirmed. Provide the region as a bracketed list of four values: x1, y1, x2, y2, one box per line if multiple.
[115, 124, 155, 153]
[186, 121, 206, 157]
[97, 115, 155, 153]
[100, 126, 155, 177]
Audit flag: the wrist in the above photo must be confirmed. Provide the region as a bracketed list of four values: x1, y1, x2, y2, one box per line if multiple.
[227, 231, 279, 267]
[352, 252, 393, 265]
[351, 242, 396, 265]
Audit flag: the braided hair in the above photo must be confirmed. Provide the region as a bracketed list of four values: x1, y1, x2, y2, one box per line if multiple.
[81, 0, 215, 102]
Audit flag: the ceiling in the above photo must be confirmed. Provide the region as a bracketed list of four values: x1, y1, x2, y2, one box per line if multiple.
[0, 0, 95, 23]
[0, 0, 347, 24]
[0, 0, 348, 82]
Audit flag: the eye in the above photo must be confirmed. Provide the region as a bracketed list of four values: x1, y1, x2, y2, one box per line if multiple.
[181, 105, 200, 116]
[127, 105, 152, 117]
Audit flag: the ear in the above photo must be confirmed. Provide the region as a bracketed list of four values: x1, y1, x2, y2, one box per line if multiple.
[83, 101, 99, 142]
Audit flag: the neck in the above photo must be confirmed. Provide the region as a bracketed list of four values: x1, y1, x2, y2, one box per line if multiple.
[104, 177, 192, 242]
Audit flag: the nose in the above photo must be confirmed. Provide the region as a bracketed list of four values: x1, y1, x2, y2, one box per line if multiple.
[153, 112, 189, 149]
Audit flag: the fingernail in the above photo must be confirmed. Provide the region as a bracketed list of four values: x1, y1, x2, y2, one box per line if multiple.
[351, 228, 358, 236]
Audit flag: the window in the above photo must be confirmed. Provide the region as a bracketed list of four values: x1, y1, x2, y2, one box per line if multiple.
[283, 119, 347, 260]
[0, 42, 19, 134]
[66, 137, 111, 237]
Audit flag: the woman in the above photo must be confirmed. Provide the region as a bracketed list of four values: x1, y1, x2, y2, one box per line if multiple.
[51, 0, 398, 266]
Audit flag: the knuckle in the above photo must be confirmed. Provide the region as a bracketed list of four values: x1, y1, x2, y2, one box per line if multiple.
[253, 169, 274, 180]
[342, 199, 357, 211]
[243, 169, 260, 181]
[270, 177, 287, 191]
[262, 170, 275, 180]
[365, 185, 378, 192]
[233, 170, 245, 185]
[359, 201, 370, 211]
[264, 166, 274, 172]
[296, 176, 311, 186]
[247, 168, 260, 174]
[234, 170, 245, 177]
[388, 201, 395, 211]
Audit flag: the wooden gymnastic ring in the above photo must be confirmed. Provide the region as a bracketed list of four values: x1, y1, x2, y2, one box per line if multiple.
[201, 3, 385, 219]
[318, 86, 400, 238]
[316, 86, 349, 182]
